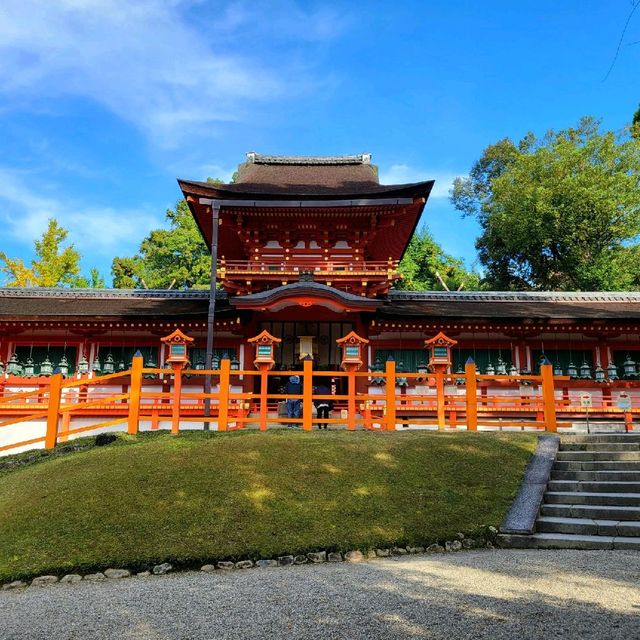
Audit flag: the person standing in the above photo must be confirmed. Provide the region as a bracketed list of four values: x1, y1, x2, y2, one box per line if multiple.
[285, 375, 302, 428]
[314, 381, 332, 429]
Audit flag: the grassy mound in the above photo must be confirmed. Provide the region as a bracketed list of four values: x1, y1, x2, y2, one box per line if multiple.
[0, 431, 536, 581]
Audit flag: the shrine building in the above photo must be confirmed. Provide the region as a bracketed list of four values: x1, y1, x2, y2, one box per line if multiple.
[2, 152, 640, 395]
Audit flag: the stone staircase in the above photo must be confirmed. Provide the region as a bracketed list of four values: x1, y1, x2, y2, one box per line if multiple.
[504, 434, 640, 549]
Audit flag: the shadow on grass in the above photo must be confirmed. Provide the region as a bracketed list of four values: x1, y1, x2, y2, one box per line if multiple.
[0, 431, 537, 581]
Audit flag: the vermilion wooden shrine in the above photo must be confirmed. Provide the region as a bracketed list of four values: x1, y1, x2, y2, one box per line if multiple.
[2, 152, 640, 442]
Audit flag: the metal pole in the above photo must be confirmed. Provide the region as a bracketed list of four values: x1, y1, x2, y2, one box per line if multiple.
[203, 200, 220, 430]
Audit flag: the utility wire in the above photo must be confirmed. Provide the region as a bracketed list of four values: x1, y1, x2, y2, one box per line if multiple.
[603, 0, 640, 81]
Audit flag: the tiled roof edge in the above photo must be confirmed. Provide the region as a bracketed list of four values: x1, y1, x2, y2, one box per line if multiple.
[388, 290, 640, 302]
[0, 288, 220, 300]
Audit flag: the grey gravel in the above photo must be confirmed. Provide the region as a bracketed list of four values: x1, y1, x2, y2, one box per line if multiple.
[1, 551, 638, 639]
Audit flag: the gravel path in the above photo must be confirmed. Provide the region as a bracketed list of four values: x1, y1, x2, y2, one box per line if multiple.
[1, 550, 639, 639]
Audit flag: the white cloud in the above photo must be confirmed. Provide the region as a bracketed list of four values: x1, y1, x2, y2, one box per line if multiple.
[379, 164, 462, 199]
[0, 167, 161, 259]
[0, 1, 347, 147]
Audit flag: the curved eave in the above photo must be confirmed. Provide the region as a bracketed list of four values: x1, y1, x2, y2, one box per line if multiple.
[177, 178, 434, 201]
[230, 283, 382, 313]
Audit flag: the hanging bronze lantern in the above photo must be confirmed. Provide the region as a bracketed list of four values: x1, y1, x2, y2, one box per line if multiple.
[623, 354, 637, 379]
[103, 353, 115, 375]
[579, 361, 592, 379]
[508, 363, 518, 377]
[6, 353, 21, 376]
[567, 361, 578, 378]
[57, 355, 69, 377]
[92, 356, 102, 375]
[40, 356, 53, 377]
[78, 354, 89, 375]
[24, 357, 35, 378]
[607, 361, 618, 380]
[370, 357, 384, 385]
[396, 361, 408, 387]
[553, 363, 563, 376]
[485, 362, 495, 375]
[496, 357, 507, 375]
[594, 365, 606, 383]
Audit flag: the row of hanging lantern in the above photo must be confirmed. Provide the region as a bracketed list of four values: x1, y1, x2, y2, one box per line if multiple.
[0, 353, 71, 378]
[367, 353, 640, 384]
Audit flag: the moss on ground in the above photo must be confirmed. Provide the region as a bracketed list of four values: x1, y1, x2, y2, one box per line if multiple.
[0, 430, 536, 581]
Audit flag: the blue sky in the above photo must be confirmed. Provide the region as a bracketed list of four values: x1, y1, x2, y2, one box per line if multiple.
[0, 1, 638, 285]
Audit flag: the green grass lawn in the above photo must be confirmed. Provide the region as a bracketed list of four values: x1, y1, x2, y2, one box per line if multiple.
[0, 430, 537, 581]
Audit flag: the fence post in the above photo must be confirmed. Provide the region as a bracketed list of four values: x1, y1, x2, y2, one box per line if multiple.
[171, 365, 183, 436]
[303, 357, 313, 431]
[435, 367, 446, 430]
[259, 367, 269, 431]
[218, 358, 230, 432]
[45, 373, 63, 449]
[128, 355, 143, 435]
[540, 363, 557, 432]
[465, 361, 477, 432]
[385, 358, 396, 431]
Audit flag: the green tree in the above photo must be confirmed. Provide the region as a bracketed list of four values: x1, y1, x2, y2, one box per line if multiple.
[0, 218, 103, 288]
[633, 103, 640, 139]
[111, 199, 210, 289]
[451, 117, 640, 290]
[397, 227, 481, 291]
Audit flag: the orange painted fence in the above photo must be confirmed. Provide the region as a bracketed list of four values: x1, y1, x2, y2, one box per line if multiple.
[0, 359, 636, 455]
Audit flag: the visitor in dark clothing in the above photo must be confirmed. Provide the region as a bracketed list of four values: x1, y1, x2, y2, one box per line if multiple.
[314, 383, 332, 429]
[285, 375, 302, 428]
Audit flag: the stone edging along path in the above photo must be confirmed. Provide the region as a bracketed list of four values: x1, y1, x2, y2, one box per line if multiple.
[1, 529, 499, 591]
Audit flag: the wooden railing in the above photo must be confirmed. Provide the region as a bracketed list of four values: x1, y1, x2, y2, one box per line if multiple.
[0, 359, 636, 455]
[220, 259, 398, 276]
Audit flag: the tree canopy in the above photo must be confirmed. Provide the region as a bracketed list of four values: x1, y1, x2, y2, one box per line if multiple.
[396, 227, 481, 291]
[633, 103, 640, 139]
[451, 117, 640, 290]
[0, 218, 104, 288]
[111, 198, 210, 289]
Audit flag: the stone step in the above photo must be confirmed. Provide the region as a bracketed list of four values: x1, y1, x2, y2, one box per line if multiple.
[554, 460, 640, 471]
[561, 434, 640, 443]
[497, 532, 640, 550]
[556, 451, 640, 461]
[550, 469, 640, 482]
[536, 516, 640, 537]
[544, 491, 640, 506]
[547, 480, 640, 493]
[541, 503, 640, 521]
[561, 443, 640, 452]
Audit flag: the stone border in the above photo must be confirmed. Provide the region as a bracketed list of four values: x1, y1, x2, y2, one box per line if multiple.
[499, 435, 560, 535]
[1, 530, 499, 591]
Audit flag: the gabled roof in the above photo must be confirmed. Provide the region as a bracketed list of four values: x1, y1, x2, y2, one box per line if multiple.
[178, 152, 433, 199]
